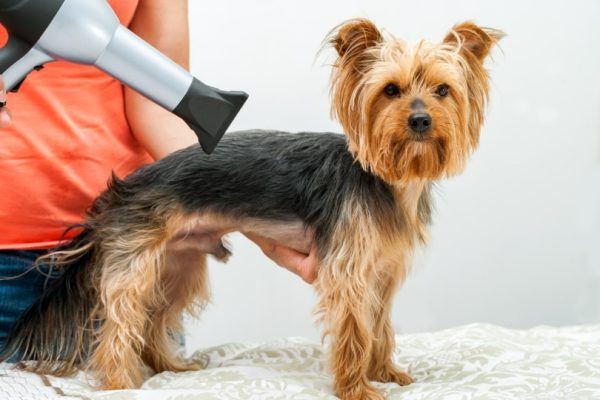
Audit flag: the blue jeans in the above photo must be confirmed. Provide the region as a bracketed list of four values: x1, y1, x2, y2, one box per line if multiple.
[0, 250, 184, 356]
[0, 250, 59, 351]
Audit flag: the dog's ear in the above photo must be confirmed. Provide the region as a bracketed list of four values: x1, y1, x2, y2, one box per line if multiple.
[443, 21, 504, 62]
[327, 19, 383, 170]
[330, 19, 383, 61]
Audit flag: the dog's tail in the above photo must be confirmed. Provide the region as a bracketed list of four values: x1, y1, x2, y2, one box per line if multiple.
[0, 225, 99, 375]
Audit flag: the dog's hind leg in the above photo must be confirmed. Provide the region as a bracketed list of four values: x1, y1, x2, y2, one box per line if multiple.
[142, 247, 211, 373]
[90, 240, 167, 389]
[89, 210, 230, 388]
[141, 221, 233, 373]
[88, 206, 189, 389]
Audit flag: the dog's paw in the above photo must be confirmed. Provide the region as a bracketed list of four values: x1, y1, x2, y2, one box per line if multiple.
[167, 358, 204, 373]
[148, 356, 205, 374]
[340, 384, 385, 400]
[370, 364, 414, 386]
[184, 359, 205, 371]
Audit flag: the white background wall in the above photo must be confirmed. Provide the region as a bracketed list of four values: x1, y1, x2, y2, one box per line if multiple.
[184, 0, 600, 349]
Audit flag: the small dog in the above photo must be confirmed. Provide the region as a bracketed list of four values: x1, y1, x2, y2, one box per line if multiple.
[1, 19, 502, 400]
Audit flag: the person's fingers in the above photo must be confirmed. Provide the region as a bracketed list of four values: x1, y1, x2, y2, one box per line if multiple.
[297, 241, 318, 284]
[0, 109, 11, 128]
[269, 242, 316, 284]
[0, 75, 10, 128]
[244, 232, 318, 284]
[244, 232, 290, 263]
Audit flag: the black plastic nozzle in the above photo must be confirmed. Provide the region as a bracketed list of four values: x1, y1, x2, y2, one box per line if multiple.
[173, 78, 248, 154]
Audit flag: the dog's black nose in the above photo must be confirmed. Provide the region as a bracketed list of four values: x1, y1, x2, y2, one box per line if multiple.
[408, 113, 432, 134]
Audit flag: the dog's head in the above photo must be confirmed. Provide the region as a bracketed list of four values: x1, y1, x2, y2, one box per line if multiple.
[329, 19, 503, 183]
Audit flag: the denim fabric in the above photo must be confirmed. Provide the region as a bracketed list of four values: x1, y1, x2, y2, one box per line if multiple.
[0, 250, 59, 350]
[0, 250, 185, 356]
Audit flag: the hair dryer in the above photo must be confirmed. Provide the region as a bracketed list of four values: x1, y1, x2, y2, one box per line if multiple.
[0, 0, 248, 153]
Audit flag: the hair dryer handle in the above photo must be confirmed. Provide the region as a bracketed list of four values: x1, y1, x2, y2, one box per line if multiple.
[0, 35, 52, 92]
[173, 78, 248, 154]
[0, 35, 31, 70]
[0, 35, 31, 87]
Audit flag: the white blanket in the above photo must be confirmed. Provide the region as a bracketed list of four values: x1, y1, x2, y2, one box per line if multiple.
[1, 323, 599, 399]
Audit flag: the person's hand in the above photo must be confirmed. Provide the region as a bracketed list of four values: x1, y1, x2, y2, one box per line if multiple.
[0, 76, 11, 128]
[244, 232, 318, 284]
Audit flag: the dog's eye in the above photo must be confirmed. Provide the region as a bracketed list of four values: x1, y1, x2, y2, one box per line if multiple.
[435, 84, 449, 97]
[383, 83, 401, 98]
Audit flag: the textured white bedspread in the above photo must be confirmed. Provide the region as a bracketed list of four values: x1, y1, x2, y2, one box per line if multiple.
[1, 323, 599, 399]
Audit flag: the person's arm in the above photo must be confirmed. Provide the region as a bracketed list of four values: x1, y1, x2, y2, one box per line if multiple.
[124, 1, 318, 283]
[125, 0, 197, 160]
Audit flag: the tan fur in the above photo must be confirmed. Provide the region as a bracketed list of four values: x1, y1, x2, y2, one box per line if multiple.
[59, 208, 309, 389]
[314, 194, 417, 399]
[330, 19, 502, 186]
[321, 19, 501, 399]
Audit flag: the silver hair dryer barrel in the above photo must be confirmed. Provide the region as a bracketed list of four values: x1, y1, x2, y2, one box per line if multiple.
[0, 0, 248, 153]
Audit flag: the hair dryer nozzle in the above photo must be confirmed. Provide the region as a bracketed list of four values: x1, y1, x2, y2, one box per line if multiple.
[173, 78, 248, 154]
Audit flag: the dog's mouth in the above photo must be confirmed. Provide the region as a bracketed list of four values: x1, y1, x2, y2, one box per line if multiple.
[389, 138, 446, 180]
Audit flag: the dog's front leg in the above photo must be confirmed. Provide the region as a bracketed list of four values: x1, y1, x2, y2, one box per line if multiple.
[366, 265, 413, 386]
[315, 208, 388, 400]
[319, 283, 382, 400]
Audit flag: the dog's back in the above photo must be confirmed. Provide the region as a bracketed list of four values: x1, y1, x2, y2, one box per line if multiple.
[123, 130, 397, 247]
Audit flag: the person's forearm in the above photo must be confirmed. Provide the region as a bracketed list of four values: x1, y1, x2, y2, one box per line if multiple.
[125, 92, 197, 160]
[124, 0, 197, 160]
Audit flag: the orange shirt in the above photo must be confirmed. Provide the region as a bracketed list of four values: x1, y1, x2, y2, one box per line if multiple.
[0, 0, 152, 250]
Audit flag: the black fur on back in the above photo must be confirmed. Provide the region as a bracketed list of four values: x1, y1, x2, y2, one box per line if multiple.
[127, 130, 399, 250]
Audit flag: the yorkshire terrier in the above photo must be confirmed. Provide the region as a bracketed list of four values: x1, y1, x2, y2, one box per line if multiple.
[1, 19, 502, 400]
